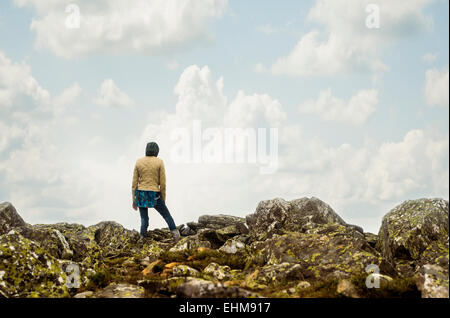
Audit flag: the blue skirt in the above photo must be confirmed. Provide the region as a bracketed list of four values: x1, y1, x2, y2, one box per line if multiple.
[134, 190, 159, 208]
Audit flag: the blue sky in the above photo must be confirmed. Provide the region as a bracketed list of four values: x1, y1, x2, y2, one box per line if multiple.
[0, 0, 448, 233]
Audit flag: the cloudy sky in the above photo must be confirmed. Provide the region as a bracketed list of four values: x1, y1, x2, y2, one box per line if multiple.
[0, 0, 448, 234]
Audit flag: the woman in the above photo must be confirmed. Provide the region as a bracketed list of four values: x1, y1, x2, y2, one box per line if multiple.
[132, 142, 181, 241]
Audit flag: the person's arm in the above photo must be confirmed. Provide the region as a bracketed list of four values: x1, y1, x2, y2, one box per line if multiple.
[159, 160, 166, 202]
[132, 162, 139, 203]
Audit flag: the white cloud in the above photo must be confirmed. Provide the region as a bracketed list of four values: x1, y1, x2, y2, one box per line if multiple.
[299, 88, 378, 125]
[52, 83, 82, 115]
[14, 0, 228, 59]
[0, 51, 50, 107]
[271, 0, 434, 77]
[425, 66, 449, 107]
[94, 79, 134, 108]
[1, 54, 447, 234]
[364, 129, 449, 202]
[135, 65, 447, 233]
[225, 91, 286, 128]
[173, 65, 227, 125]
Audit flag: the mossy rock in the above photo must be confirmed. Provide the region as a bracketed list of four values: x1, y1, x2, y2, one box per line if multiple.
[248, 225, 392, 282]
[377, 198, 449, 276]
[0, 230, 70, 298]
[245, 197, 349, 241]
[0, 202, 26, 236]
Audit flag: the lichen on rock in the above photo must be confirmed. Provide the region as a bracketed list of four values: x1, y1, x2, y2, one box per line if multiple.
[0, 197, 448, 298]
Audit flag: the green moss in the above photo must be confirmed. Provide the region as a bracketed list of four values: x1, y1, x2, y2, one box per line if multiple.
[86, 268, 116, 290]
[297, 278, 342, 298]
[349, 273, 420, 298]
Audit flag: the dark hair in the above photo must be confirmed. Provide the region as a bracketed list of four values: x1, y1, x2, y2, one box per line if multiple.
[145, 142, 159, 157]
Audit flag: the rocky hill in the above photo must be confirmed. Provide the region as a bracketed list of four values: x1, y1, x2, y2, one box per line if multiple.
[0, 197, 448, 298]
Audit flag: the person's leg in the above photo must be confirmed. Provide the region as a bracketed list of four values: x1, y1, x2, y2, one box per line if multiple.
[139, 207, 149, 237]
[154, 197, 177, 231]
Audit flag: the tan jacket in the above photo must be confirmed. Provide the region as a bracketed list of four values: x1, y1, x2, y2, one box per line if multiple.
[132, 156, 166, 202]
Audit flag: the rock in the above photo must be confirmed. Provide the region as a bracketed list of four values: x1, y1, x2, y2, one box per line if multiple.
[196, 228, 224, 248]
[140, 256, 151, 266]
[203, 262, 232, 281]
[172, 265, 200, 277]
[245, 263, 304, 288]
[377, 198, 449, 275]
[88, 221, 141, 254]
[198, 214, 246, 230]
[169, 235, 212, 252]
[138, 277, 188, 295]
[215, 225, 242, 242]
[297, 281, 311, 289]
[142, 260, 165, 276]
[246, 197, 348, 240]
[2, 198, 448, 299]
[364, 232, 378, 249]
[30, 223, 89, 262]
[0, 230, 69, 297]
[14, 225, 74, 260]
[147, 228, 172, 241]
[73, 291, 94, 298]
[180, 225, 196, 236]
[176, 278, 259, 298]
[248, 224, 393, 281]
[94, 283, 145, 298]
[0, 202, 26, 235]
[416, 264, 449, 298]
[337, 279, 360, 298]
[219, 237, 247, 255]
[186, 222, 201, 231]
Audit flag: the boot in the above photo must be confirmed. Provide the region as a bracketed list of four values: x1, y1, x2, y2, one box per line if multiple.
[171, 229, 181, 243]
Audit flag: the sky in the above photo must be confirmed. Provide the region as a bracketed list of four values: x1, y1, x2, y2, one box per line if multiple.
[0, 0, 448, 234]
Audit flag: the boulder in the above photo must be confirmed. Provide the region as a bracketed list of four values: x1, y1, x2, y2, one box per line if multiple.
[244, 263, 304, 288]
[0, 202, 26, 235]
[0, 230, 69, 297]
[169, 235, 212, 252]
[203, 262, 232, 281]
[415, 264, 449, 298]
[172, 265, 200, 278]
[219, 237, 247, 255]
[377, 198, 449, 274]
[248, 224, 394, 281]
[364, 232, 378, 249]
[15, 225, 74, 260]
[215, 225, 242, 242]
[198, 214, 246, 230]
[245, 197, 348, 240]
[336, 279, 360, 298]
[142, 260, 165, 277]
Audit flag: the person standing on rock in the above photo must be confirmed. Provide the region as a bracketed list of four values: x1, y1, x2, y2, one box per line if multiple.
[132, 142, 181, 242]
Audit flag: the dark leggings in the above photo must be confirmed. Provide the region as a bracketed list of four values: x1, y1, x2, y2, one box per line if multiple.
[139, 197, 176, 236]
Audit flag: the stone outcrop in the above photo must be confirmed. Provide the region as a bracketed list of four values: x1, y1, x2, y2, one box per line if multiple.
[0, 197, 448, 298]
[377, 198, 449, 297]
[0, 202, 26, 235]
